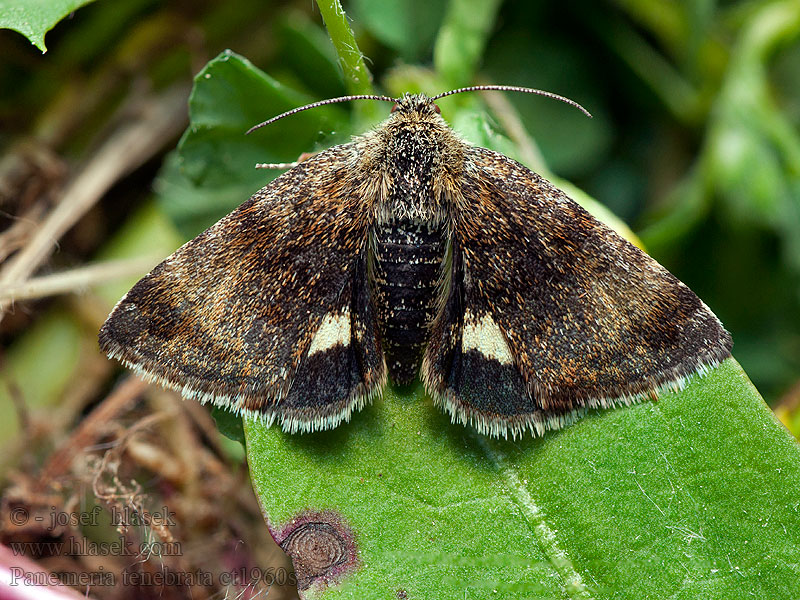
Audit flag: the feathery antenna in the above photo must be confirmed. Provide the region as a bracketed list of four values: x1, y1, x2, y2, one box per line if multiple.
[246, 94, 396, 134]
[432, 85, 592, 117]
[247, 86, 591, 138]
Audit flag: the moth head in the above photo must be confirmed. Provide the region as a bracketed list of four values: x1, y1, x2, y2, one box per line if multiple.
[383, 94, 448, 133]
[389, 94, 442, 116]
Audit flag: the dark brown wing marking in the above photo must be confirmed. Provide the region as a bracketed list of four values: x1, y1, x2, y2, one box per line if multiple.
[423, 147, 732, 439]
[99, 145, 386, 432]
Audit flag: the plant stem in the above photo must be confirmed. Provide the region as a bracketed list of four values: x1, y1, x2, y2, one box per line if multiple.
[315, 0, 377, 123]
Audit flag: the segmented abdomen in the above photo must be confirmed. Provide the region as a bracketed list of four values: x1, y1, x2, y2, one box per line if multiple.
[372, 219, 447, 385]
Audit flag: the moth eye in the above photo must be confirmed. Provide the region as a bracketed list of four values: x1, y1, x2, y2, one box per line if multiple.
[433, 103, 441, 114]
[390, 104, 400, 113]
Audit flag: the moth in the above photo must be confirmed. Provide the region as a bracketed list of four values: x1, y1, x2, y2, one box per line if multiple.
[99, 85, 732, 439]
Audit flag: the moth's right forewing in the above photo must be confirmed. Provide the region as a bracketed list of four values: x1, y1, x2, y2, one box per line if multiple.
[423, 147, 732, 439]
[100, 144, 386, 432]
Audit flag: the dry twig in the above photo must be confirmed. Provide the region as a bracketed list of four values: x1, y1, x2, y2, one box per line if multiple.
[0, 85, 188, 324]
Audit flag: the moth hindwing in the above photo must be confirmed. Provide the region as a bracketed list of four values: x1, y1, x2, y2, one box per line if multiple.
[100, 92, 732, 439]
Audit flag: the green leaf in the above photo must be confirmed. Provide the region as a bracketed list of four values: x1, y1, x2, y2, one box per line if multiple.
[211, 406, 245, 446]
[246, 360, 800, 598]
[0, 0, 97, 52]
[160, 50, 350, 237]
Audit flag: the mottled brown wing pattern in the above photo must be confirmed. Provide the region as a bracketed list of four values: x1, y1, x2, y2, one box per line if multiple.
[100, 145, 386, 432]
[423, 147, 732, 438]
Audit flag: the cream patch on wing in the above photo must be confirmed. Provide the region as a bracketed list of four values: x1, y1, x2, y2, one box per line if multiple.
[307, 309, 351, 356]
[461, 311, 513, 365]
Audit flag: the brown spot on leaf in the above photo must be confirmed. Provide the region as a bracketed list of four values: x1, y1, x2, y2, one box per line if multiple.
[275, 510, 358, 591]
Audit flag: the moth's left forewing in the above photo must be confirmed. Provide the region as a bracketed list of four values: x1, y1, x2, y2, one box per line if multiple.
[423, 146, 732, 439]
[100, 145, 386, 432]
